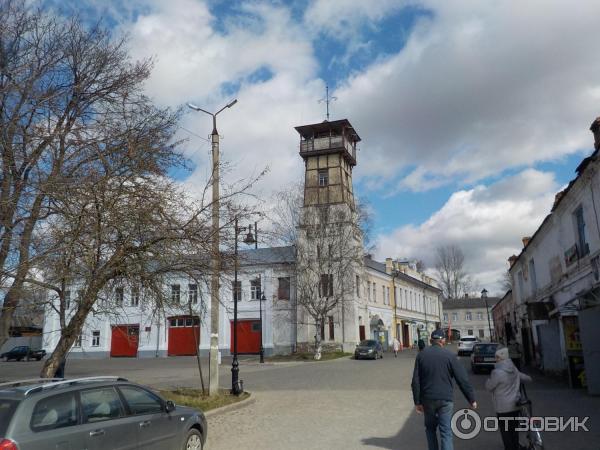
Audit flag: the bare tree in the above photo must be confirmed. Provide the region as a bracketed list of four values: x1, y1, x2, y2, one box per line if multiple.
[267, 181, 304, 246]
[0, 1, 181, 347]
[295, 206, 363, 359]
[499, 270, 513, 293]
[434, 245, 472, 300]
[267, 182, 372, 249]
[32, 167, 260, 379]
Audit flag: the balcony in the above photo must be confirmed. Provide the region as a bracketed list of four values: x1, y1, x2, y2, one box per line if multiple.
[299, 135, 357, 165]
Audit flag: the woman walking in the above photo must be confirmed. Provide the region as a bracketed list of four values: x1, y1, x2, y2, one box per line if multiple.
[392, 337, 400, 357]
[485, 347, 532, 450]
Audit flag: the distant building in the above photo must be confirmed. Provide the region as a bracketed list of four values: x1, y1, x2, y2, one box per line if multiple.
[441, 295, 499, 341]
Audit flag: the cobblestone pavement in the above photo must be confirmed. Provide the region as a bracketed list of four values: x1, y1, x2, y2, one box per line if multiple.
[1, 348, 599, 449]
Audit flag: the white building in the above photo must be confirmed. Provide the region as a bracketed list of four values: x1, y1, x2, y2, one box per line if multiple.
[508, 117, 600, 394]
[42, 247, 296, 358]
[441, 296, 499, 341]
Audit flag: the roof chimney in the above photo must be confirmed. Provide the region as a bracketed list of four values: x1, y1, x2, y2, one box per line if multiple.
[522, 236, 531, 248]
[508, 255, 518, 267]
[591, 117, 600, 150]
[385, 258, 393, 274]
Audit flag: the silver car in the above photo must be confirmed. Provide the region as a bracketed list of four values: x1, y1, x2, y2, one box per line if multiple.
[0, 377, 207, 450]
[457, 336, 479, 356]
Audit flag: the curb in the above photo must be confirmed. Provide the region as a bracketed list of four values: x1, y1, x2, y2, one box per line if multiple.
[205, 392, 256, 418]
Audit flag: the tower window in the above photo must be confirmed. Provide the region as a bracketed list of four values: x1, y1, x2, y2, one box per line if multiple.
[318, 170, 328, 186]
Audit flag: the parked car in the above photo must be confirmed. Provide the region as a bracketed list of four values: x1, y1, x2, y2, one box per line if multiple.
[470, 343, 500, 373]
[1, 346, 46, 361]
[457, 336, 479, 356]
[0, 376, 207, 450]
[354, 339, 383, 360]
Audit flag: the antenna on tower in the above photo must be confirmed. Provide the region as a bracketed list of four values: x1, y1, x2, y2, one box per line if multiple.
[318, 85, 337, 121]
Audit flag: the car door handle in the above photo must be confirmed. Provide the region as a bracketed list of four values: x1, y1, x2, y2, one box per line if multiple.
[139, 420, 151, 428]
[89, 429, 105, 437]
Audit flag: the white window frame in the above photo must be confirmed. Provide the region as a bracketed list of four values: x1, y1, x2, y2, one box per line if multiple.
[92, 331, 100, 347]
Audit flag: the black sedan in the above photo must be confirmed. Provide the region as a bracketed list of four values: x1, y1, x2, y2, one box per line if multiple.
[1, 346, 46, 361]
[470, 343, 499, 373]
[354, 340, 384, 360]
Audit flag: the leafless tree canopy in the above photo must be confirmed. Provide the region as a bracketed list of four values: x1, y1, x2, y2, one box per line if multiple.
[267, 181, 373, 249]
[0, 0, 186, 347]
[0, 2, 263, 380]
[434, 244, 472, 300]
[295, 206, 363, 356]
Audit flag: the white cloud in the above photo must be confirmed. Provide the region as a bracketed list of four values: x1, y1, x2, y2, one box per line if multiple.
[120, 0, 325, 201]
[374, 169, 559, 294]
[335, 0, 600, 191]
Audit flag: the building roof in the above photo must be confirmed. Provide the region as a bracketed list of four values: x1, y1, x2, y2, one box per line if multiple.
[238, 246, 295, 266]
[364, 256, 441, 293]
[294, 119, 361, 142]
[364, 256, 388, 275]
[442, 297, 501, 310]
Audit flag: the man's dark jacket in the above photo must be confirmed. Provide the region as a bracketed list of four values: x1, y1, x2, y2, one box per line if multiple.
[411, 343, 475, 404]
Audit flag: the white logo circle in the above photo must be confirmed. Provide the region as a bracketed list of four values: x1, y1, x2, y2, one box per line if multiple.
[451, 408, 481, 440]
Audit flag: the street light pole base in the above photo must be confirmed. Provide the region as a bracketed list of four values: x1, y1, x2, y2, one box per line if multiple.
[231, 357, 243, 396]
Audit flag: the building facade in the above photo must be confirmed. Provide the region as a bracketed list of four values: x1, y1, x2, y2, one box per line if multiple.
[491, 290, 518, 345]
[441, 296, 499, 341]
[42, 247, 297, 358]
[508, 118, 600, 394]
[360, 256, 442, 350]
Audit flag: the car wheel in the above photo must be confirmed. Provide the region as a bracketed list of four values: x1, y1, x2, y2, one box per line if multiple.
[36, 356, 42, 361]
[183, 428, 203, 450]
[472, 366, 479, 374]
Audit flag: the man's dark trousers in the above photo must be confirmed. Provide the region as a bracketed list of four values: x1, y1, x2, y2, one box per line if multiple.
[423, 399, 454, 450]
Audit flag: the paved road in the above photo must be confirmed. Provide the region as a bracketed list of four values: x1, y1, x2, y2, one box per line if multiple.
[1, 348, 599, 449]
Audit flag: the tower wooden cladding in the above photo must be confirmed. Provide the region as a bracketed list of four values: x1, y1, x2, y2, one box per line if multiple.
[295, 119, 360, 209]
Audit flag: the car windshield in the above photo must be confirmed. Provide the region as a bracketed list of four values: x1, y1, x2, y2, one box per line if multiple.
[359, 340, 376, 347]
[0, 398, 19, 436]
[473, 344, 498, 355]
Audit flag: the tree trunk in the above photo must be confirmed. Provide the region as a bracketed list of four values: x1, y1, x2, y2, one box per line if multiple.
[0, 291, 18, 348]
[40, 289, 99, 378]
[313, 317, 322, 360]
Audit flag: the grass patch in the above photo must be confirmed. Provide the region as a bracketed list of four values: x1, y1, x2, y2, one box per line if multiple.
[266, 351, 351, 362]
[159, 388, 250, 411]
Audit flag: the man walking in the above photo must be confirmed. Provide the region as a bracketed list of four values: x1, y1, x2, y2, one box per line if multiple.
[411, 329, 477, 450]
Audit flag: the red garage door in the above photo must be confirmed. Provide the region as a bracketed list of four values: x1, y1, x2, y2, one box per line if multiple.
[231, 320, 260, 354]
[168, 316, 200, 356]
[110, 325, 139, 357]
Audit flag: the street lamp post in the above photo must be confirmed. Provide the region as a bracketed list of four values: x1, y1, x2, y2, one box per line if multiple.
[187, 99, 237, 396]
[247, 222, 265, 363]
[259, 292, 265, 363]
[481, 288, 493, 342]
[231, 217, 256, 395]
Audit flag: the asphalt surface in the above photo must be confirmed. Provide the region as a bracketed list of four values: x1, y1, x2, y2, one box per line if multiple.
[1, 347, 599, 449]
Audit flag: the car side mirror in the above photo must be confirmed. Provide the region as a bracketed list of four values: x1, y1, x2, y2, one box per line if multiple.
[165, 400, 176, 413]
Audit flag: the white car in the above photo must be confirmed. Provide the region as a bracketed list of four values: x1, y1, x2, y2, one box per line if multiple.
[457, 336, 479, 355]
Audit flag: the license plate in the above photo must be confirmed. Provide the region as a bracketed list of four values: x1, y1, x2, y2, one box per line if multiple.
[484, 357, 495, 362]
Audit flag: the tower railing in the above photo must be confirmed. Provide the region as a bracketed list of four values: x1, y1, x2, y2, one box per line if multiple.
[300, 136, 356, 161]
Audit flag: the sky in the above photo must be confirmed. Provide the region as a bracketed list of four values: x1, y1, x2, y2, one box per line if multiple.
[53, 0, 600, 295]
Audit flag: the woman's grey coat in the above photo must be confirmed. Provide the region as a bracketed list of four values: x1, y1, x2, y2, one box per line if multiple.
[485, 359, 532, 413]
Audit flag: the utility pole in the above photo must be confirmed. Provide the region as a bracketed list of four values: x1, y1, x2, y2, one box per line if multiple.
[187, 99, 237, 396]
